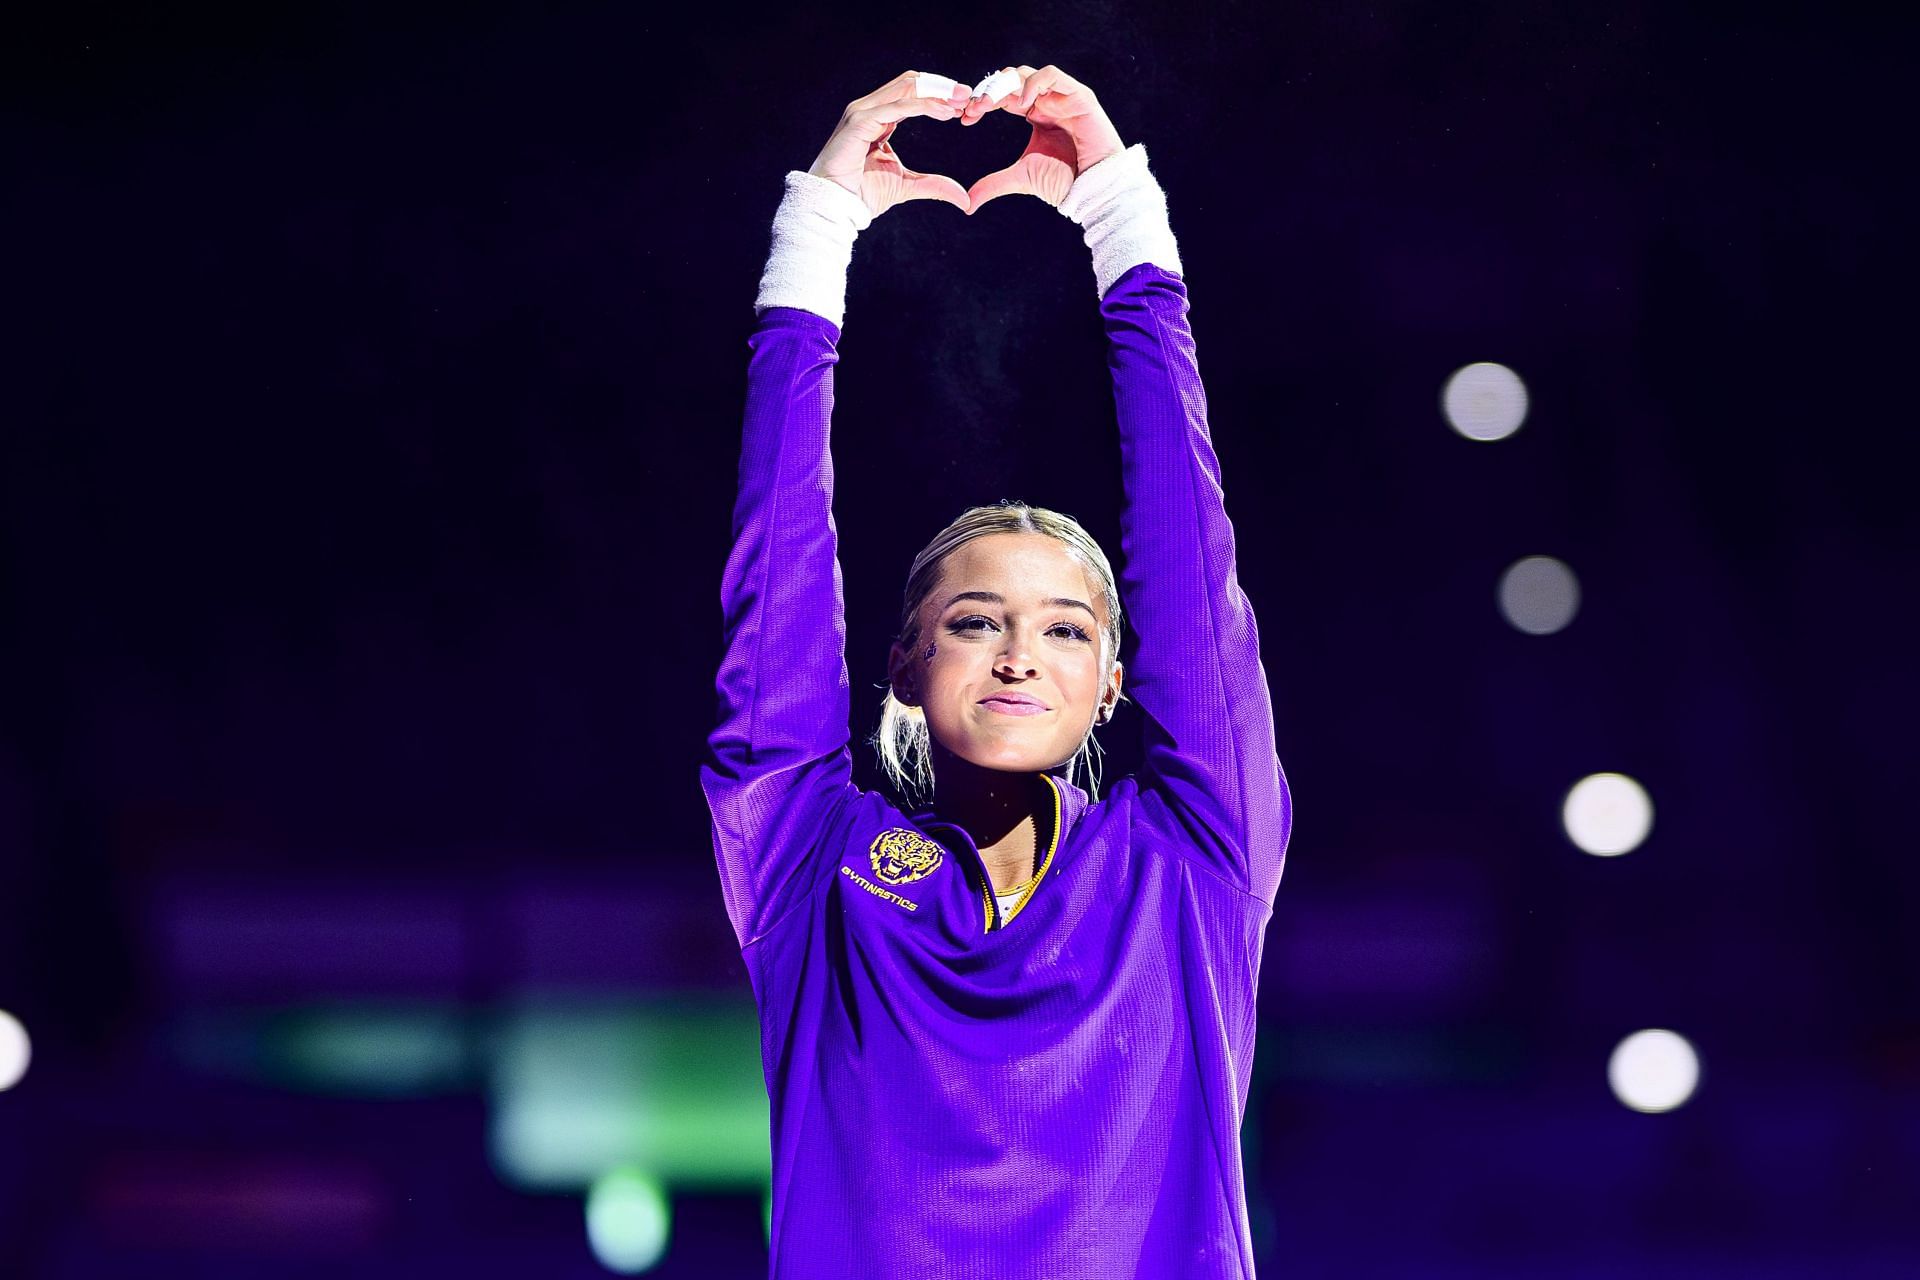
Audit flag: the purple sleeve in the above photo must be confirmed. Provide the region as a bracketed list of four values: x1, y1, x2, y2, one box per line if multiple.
[1104, 262, 1292, 905]
[700, 305, 858, 948]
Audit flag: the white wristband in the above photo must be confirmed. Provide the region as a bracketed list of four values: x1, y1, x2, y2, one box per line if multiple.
[1056, 143, 1184, 300]
[754, 170, 873, 330]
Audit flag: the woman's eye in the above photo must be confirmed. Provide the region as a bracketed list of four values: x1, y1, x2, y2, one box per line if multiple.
[945, 616, 1089, 641]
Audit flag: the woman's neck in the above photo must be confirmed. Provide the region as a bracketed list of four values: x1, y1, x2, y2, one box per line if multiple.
[928, 752, 1048, 894]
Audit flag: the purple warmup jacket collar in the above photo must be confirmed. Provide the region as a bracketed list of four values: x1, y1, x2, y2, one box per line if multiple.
[703, 262, 1292, 1278]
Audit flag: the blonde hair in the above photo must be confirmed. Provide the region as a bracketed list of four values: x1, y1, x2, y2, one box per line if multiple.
[874, 501, 1125, 801]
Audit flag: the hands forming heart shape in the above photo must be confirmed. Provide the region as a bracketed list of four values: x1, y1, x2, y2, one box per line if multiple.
[806, 64, 1128, 219]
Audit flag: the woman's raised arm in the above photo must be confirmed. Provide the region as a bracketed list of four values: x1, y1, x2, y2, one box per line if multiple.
[971, 67, 1292, 905]
[1101, 247, 1291, 908]
[701, 73, 972, 949]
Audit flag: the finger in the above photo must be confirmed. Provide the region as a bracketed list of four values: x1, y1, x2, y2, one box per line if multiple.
[858, 91, 964, 131]
[852, 70, 970, 116]
[909, 71, 972, 107]
[1011, 64, 1059, 115]
[900, 170, 970, 214]
[846, 70, 929, 111]
[962, 66, 1023, 123]
[964, 165, 1027, 215]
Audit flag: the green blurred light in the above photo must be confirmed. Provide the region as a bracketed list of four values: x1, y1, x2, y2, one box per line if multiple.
[170, 995, 773, 1194]
[170, 1004, 470, 1097]
[489, 999, 770, 1191]
[274, 1005, 468, 1095]
[586, 1168, 670, 1274]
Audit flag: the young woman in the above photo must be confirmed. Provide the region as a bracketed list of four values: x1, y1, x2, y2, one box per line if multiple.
[702, 64, 1292, 1278]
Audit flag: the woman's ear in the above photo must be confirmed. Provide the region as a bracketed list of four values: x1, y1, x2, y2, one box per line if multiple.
[1100, 661, 1125, 721]
[886, 641, 918, 706]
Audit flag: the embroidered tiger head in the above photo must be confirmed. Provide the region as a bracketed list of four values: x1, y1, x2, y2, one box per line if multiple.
[870, 829, 945, 886]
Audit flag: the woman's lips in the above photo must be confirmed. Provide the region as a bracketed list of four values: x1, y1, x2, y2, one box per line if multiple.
[979, 695, 1049, 716]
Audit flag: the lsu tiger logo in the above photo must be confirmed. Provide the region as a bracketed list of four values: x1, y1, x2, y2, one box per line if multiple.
[870, 829, 946, 886]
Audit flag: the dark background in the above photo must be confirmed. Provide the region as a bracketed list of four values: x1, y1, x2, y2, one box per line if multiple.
[3, 0, 1913, 1275]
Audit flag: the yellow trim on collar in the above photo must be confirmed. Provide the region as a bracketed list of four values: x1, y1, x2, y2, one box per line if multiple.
[997, 776, 1062, 927]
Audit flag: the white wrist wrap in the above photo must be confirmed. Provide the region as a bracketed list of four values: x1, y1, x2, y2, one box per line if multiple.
[754, 170, 873, 330]
[1056, 143, 1184, 300]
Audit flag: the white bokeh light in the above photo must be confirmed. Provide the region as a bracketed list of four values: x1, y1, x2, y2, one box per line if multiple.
[1499, 555, 1581, 634]
[1608, 1029, 1701, 1113]
[585, 1168, 670, 1274]
[1442, 362, 1529, 441]
[0, 1010, 29, 1091]
[1562, 773, 1654, 856]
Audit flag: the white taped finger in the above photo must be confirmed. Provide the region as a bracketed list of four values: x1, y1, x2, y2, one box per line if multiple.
[914, 73, 960, 99]
[971, 68, 1024, 104]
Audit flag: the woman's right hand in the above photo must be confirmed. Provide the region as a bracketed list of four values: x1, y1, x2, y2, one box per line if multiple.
[806, 70, 974, 218]
[959, 65, 1126, 214]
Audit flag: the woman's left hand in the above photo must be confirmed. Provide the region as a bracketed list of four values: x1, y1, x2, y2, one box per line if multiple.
[959, 65, 1126, 214]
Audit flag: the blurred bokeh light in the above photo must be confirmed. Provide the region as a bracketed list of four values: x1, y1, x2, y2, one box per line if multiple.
[1442, 362, 1529, 441]
[1562, 773, 1654, 856]
[489, 1002, 770, 1191]
[585, 1167, 671, 1274]
[1607, 1029, 1701, 1113]
[1498, 555, 1581, 634]
[0, 1009, 30, 1091]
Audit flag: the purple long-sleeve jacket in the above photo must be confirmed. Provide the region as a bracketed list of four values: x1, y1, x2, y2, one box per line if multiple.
[702, 260, 1291, 1278]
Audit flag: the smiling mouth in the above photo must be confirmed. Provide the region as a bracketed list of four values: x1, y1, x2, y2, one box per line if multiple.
[979, 696, 1049, 716]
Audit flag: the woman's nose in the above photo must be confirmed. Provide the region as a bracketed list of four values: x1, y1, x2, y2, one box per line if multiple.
[996, 639, 1038, 678]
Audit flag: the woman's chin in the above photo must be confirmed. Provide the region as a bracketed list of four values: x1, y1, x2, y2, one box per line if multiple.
[929, 720, 1081, 776]
[951, 740, 1074, 776]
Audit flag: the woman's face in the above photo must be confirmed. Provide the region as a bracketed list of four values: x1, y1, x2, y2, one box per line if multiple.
[891, 532, 1122, 777]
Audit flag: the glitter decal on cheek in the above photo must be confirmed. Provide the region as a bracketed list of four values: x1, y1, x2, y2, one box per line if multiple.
[923, 643, 937, 662]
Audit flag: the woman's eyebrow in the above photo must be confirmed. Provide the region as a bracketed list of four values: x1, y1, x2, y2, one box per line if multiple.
[943, 590, 1096, 618]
